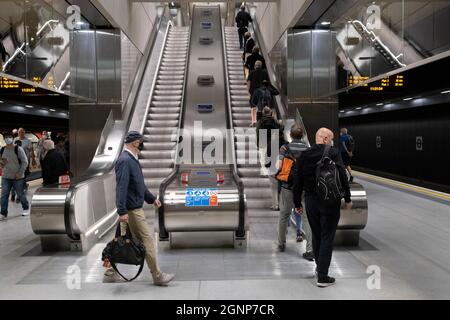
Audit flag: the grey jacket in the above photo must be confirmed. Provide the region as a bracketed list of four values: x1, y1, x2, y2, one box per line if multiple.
[0, 146, 28, 179]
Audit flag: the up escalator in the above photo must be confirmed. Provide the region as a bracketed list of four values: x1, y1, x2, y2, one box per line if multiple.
[224, 27, 273, 210]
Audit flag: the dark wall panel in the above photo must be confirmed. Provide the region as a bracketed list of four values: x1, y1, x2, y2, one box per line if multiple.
[339, 103, 450, 192]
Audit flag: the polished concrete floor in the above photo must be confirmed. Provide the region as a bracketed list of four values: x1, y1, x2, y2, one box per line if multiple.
[0, 176, 449, 299]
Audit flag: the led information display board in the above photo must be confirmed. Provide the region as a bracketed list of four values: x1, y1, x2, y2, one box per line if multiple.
[0, 76, 44, 94]
[348, 74, 405, 91]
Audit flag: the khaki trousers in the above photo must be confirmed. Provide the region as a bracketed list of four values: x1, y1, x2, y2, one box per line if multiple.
[120, 208, 160, 276]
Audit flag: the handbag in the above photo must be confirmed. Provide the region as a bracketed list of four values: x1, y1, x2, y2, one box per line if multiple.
[101, 223, 146, 281]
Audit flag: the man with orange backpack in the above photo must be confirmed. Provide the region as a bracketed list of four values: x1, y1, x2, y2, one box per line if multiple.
[275, 124, 313, 260]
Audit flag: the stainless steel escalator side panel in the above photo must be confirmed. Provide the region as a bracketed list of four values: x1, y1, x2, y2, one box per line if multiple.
[163, 170, 241, 232]
[338, 182, 368, 230]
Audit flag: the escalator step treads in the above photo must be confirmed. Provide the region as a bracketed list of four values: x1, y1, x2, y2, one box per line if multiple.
[150, 107, 181, 114]
[230, 85, 248, 90]
[246, 199, 274, 209]
[161, 59, 187, 64]
[163, 51, 187, 55]
[158, 75, 184, 80]
[151, 101, 181, 107]
[143, 134, 178, 142]
[234, 121, 252, 127]
[142, 168, 174, 177]
[231, 101, 249, 107]
[231, 95, 250, 101]
[145, 127, 178, 134]
[145, 178, 167, 186]
[140, 160, 174, 167]
[140, 150, 175, 158]
[229, 70, 246, 75]
[155, 85, 183, 90]
[153, 95, 182, 101]
[157, 80, 184, 85]
[232, 107, 251, 114]
[147, 113, 180, 121]
[229, 76, 246, 81]
[240, 177, 271, 187]
[158, 70, 185, 76]
[141, 142, 176, 150]
[147, 120, 179, 127]
[165, 44, 188, 48]
[154, 90, 183, 96]
[159, 68, 185, 72]
[233, 113, 251, 120]
[241, 188, 272, 198]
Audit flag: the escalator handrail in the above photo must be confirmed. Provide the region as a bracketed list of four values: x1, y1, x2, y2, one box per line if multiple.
[158, 10, 194, 240]
[2, 43, 26, 72]
[36, 19, 59, 37]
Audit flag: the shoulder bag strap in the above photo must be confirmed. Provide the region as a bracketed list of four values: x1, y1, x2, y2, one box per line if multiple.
[109, 259, 145, 282]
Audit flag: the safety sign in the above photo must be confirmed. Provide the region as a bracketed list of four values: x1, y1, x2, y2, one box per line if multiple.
[185, 188, 218, 207]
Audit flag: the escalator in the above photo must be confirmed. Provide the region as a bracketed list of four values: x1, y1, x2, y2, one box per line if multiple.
[141, 26, 189, 202]
[224, 27, 273, 210]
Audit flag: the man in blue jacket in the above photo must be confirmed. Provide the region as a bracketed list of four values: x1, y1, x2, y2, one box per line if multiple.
[107, 131, 175, 286]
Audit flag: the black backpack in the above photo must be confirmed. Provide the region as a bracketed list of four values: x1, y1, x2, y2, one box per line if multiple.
[258, 88, 273, 110]
[315, 145, 345, 206]
[0, 145, 22, 166]
[236, 12, 245, 28]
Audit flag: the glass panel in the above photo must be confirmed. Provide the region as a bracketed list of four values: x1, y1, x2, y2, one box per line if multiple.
[321, 0, 450, 90]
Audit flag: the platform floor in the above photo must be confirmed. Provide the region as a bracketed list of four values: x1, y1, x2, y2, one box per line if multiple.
[0, 176, 449, 300]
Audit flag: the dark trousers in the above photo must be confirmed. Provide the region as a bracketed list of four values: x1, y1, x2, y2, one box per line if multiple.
[238, 27, 248, 49]
[305, 193, 340, 279]
[1, 178, 29, 217]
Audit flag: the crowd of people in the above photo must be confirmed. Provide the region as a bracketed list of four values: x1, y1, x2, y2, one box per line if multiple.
[237, 5, 357, 287]
[0, 128, 70, 221]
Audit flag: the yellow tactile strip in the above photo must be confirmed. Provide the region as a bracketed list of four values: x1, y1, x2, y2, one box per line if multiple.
[354, 171, 450, 202]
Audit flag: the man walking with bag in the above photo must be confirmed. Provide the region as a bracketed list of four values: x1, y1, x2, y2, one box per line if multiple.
[293, 128, 352, 287]
[105, 131, 175, 286]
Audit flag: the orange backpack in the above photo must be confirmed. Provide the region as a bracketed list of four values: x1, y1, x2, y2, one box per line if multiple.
[275, 145, 296, 183]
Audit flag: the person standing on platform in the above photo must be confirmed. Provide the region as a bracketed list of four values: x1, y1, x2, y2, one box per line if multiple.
[0, 133, 29, 220]
[293, 128, 352, 287]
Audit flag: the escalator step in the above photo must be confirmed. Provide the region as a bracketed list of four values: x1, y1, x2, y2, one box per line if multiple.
[150, 107, 181, 114]
[147, 113, 180, 121]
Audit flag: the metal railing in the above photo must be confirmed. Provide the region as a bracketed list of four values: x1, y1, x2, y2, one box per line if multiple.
[1, 43, 26, 72]
[36, 19, 60, 37]
[351, 20, 406, 68]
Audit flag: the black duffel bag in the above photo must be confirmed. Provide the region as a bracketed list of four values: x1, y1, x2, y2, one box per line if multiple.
[102, 223, 146, 281]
